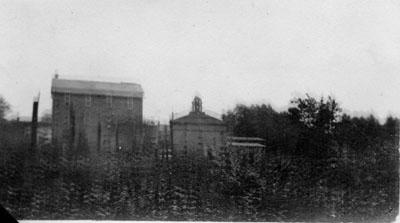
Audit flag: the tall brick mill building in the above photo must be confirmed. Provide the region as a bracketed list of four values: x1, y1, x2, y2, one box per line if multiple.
[51, 75, 143, 155]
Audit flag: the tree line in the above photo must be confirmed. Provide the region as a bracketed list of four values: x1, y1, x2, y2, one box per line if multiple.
[222, 94, 399, 221]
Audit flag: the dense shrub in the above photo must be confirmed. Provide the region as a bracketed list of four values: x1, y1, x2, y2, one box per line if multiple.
[0, 94, 398, 221]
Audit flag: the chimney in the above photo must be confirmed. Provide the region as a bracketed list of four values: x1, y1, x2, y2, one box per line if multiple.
[31, 97, 39, 150]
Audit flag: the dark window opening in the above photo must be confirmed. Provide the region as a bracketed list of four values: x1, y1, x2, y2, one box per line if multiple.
[127, 97, 134, 109]
[64, 93, 70, 106]
[85, 95, 91, 107]
[106, 95, 112, 108]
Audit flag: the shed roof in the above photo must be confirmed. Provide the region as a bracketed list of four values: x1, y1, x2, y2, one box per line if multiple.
[51, 78, 143, 98]
[227, 136, 266, 142]
[228, 142, 266, 148]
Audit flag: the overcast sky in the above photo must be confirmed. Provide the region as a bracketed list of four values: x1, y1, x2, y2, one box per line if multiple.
[1, 0, 400, 123]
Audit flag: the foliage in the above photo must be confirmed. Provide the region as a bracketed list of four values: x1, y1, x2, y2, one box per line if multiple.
[289, 94, 341, 133]
[0, 95, 11, 122]
[221, 94, 399, 221]
[0, 94, 398, 222]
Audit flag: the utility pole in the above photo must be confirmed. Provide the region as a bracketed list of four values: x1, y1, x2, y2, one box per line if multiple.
[169, 112, 174, 162]
[167, 112, 174, 195]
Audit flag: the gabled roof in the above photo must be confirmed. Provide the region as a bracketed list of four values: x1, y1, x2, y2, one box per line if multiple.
[172, 111, 225, 126]
[51, 78, 144, 98]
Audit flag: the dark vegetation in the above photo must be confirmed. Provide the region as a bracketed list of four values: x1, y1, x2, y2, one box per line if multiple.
[0, 94, 398, 221]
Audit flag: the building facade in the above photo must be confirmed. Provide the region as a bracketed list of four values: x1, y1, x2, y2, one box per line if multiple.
[51, 76, 143, 155]
[171, 97, 226, 157]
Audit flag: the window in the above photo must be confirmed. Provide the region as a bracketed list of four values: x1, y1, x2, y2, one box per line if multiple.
[64, 93, 70, 106]
[127, 97, 134, 110]
[106, 95, 112, 108]
[63, 113, 70, 126]
[84, 111, 90, 124]
[54, 113, 58, 129]
[85, 95, 91, 107]
[183, 129, 187, 138]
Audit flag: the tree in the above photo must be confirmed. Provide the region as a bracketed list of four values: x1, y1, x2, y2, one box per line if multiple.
[0, 96, 10, 122]
[288, 94, 342, 159]
[289, 94, 341, 134]
[222, 104, 278, 138]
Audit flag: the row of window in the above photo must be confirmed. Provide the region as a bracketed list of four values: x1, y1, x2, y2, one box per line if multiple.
[54, 112, 138, 127]
[63, 94, 135, 109]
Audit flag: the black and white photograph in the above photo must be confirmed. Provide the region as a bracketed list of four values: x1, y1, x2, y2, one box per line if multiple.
[0, 0, 399, 222]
